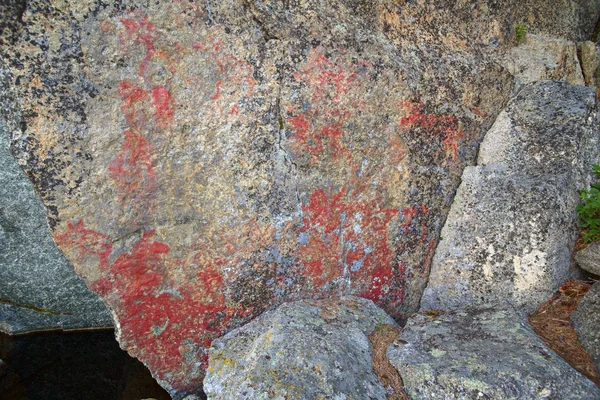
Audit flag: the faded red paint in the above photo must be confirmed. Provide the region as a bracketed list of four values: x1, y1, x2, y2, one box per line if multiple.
[81, 227, 233, 391]
[119, 15, 158, 76]
[294, 50, 361, 104]
[109, 129, 155, 201]
[297, 187, 401, 302]
[399, 101, 471, 165]
[288, 49, 367, 159]
[55, 220, 112, 269]
[191, 34, 255, 101]
[119, 81, 174, 129]
[151, 85, 174, 127]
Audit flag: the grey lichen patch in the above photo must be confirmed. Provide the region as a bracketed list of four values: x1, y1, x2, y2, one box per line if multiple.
[386, 308, 600, 399]
[421, 82, 600, 314]
[204, 296, 397, 399]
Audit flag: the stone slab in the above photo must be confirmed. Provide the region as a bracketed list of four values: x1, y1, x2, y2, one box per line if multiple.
[387, 308, 600, 399]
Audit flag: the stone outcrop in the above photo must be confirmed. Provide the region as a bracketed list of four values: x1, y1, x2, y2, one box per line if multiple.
[572, 282, 600, 372]
[387, 308, 600, 399]
[2, 0, 599, 396]
[575, 242, 600, 276]
[204, 296, 397, 400]
[0, 66, 111, 334]
[421, 81, 600, 314]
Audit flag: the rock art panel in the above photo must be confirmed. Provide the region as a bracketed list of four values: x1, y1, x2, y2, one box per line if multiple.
[3, 0, 599, 396]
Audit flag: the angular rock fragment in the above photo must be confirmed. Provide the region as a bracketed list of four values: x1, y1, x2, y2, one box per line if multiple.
[578, 41, 599, 87]
[204, 296, 396, 400]
[478, 82, 599, 181]
[503, 34, 584, 85]
[421, 82, 600, 313]
[572, 282, 600, 372]
[387, 308, 600, 400]
[575, 242, 600, 276]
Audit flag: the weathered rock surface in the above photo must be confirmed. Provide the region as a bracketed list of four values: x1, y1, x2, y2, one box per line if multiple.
[578, 41, 599, 87]
[0, 66, 111, 334]
[204, 296, 396, 400]
[572, 282, 600, 372]
[503, 34, 584, 86]
[387, 308, 600, 400]
[421, 82, 600, 313]
[575, 242, 600, 276]
[2, 0, 599, 395]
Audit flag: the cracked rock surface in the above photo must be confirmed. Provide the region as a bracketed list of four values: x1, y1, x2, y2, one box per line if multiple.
[421, 82, 600, 314]
[1, 0, 599, 396]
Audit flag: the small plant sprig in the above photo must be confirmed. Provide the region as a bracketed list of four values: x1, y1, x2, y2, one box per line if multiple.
[577, 164, 600, 243]
[515, 23, 527, 45]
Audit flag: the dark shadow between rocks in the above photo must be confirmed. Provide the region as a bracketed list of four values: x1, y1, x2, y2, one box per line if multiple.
[0, 329, 171, 400]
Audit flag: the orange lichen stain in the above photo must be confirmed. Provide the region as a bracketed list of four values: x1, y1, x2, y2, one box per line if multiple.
[472, 106, 487, 118]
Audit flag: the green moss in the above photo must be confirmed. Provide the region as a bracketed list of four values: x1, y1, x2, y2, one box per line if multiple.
[515, 23, 527, 45]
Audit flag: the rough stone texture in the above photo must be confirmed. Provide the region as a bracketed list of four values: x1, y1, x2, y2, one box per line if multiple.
[421, 82, 600, 313]
[503, 34, 584, 86]
[1, 0, 598, 396]
[204, 296, 395, 400]
[387, 308, 600, 400]
[575, 242, 600, 276]
[579, 41, 599, 87]
[572, 282, 600, 372]
[0, 65, 111, 334]
[477, 82, 599, 180]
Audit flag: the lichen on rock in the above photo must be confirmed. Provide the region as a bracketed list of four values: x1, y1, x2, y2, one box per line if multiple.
[2, 0, 600, 396]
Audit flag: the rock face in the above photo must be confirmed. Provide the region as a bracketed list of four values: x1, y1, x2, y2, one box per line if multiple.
[2, 0, 599, 395]
[0, 66, 111, 334]
[387, 308, 600, 400]
[421, 82, 600, 313]
[503, 34, 584, 86]
[572, 282, 600, 372]
[204, 296, 396, 400]
[575, 242, 600, 276]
